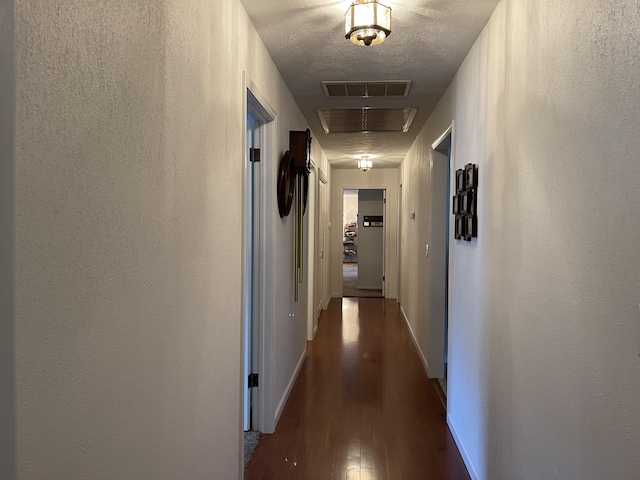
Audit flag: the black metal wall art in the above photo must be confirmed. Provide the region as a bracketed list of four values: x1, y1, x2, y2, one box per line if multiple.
[287, 129, 313, 301]
[453, 163, 478, 241]
[277, 151, 295, 218]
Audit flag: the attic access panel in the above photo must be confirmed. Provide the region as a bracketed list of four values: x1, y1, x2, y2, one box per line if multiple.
[316, 107, 418, 134]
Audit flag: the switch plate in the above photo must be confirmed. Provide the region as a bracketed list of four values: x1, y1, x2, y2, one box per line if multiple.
[425, 244, 429, 257]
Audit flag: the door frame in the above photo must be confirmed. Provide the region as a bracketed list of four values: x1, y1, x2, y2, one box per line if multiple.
[429, 123, 455, 384]
[339, 187, 387, 297]
[313, 169, 329, 323]
[242, 74, 277, 439]
[397, 182, 403, 304]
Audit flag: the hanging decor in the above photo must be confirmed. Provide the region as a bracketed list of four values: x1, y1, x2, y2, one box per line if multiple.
[452, 163, 478, 241]
[289, 129, 313, 301]
[277, 151, 295, 218]
[345, 0, 392, 47]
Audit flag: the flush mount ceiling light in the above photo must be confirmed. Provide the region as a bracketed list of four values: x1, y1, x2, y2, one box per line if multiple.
[358, 156, 373, 171]
[345, 0, 392, 47]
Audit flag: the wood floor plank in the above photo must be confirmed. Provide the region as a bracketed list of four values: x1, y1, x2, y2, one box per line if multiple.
[245, 298, 470, 480]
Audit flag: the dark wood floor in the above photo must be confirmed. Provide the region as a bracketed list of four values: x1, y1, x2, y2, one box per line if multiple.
[245, 298, 470, 480]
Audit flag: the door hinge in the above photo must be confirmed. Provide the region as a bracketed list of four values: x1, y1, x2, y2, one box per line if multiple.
[383, 275, 385, 282]
[250, 148, 261, 163]
[248, 373, 259, 388]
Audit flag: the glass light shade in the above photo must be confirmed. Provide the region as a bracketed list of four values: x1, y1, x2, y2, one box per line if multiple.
[358, 159, 373, 171]
[345, 0, 392, 46]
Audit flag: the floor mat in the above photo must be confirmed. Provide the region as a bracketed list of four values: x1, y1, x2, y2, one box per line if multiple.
[244, 430, 261, 469]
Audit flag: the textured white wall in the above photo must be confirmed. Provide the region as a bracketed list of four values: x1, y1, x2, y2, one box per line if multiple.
[331, 169, 398, 298]
[16, 2, 242, 478]
[401, 0, 640, 478]
[0, 1, 16, 478]
[14, 1, 323, 478]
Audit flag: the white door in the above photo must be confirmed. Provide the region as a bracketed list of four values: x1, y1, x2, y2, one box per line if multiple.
[357, 189, 385, 292]
[244, 112, 261, 430]
[316, 177, 327, 315]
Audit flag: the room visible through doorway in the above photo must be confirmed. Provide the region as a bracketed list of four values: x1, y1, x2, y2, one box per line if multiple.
[342, 189, 384, 298]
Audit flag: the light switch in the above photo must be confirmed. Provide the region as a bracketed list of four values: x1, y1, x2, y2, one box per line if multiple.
[425, 244, 429, 257]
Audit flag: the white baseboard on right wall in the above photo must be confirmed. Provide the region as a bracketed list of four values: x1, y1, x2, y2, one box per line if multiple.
[401, 304, 480, 480]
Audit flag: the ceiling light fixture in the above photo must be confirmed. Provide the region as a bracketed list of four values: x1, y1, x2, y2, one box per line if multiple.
[345, 0, 392, 47]
[358, 156, 373, 171]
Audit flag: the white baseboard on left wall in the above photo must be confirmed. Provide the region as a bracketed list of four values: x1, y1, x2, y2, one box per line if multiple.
[274, 348, 306, 425]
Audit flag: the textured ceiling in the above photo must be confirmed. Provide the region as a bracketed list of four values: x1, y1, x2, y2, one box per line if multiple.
[241, 0, 500, 169]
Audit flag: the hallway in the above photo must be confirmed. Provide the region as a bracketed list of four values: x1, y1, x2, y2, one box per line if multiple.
[245, 298, 470, 479]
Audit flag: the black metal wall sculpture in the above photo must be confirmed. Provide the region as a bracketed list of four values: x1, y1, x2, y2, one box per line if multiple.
[288, 129, 312, 301]
[277, 151, 295, 218]
[453, 163, 478, 241]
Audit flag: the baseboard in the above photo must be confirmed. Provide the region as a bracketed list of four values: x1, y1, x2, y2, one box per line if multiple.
[400, 306, 430, 376]
[324, 295, 333, 309]
[274, 347, 306, 425]
[447, 413, 482, 480]
[387, 293, 397, 299]
[402, 307, 477, 479]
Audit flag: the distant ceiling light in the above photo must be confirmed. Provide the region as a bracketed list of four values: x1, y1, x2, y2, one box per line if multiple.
[358, 157, 373, 171]
[345, 0, 392, 47]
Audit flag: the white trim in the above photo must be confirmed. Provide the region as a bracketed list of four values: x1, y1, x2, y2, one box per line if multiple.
[245, 74, 277, 122]
[425, 123, 455, 380]
[447, 413, 482, 480]
[242, 72, 278, 439]
[306, 168, 317, 341]
[258, 113, 277, 435]
[400, 306, 429, 376]
[338, 186, 389, 298]
[431, 124, 453, 151]
[274, 348, 307, 425]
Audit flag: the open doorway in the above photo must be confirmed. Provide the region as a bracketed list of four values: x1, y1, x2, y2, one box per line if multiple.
[430, 125, 453, 399]
[244, 108, 262, 433]
[342, 189, 385, 298]
[243, 85, 276, 467]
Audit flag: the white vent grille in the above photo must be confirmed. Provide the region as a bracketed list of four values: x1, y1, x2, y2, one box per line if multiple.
[316, 107, 418, 134]
[322, 81, 411, 98]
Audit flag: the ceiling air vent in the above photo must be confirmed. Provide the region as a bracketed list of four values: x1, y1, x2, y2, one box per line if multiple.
[322, 81, 411, 98]
[316, 107, 418, 134]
